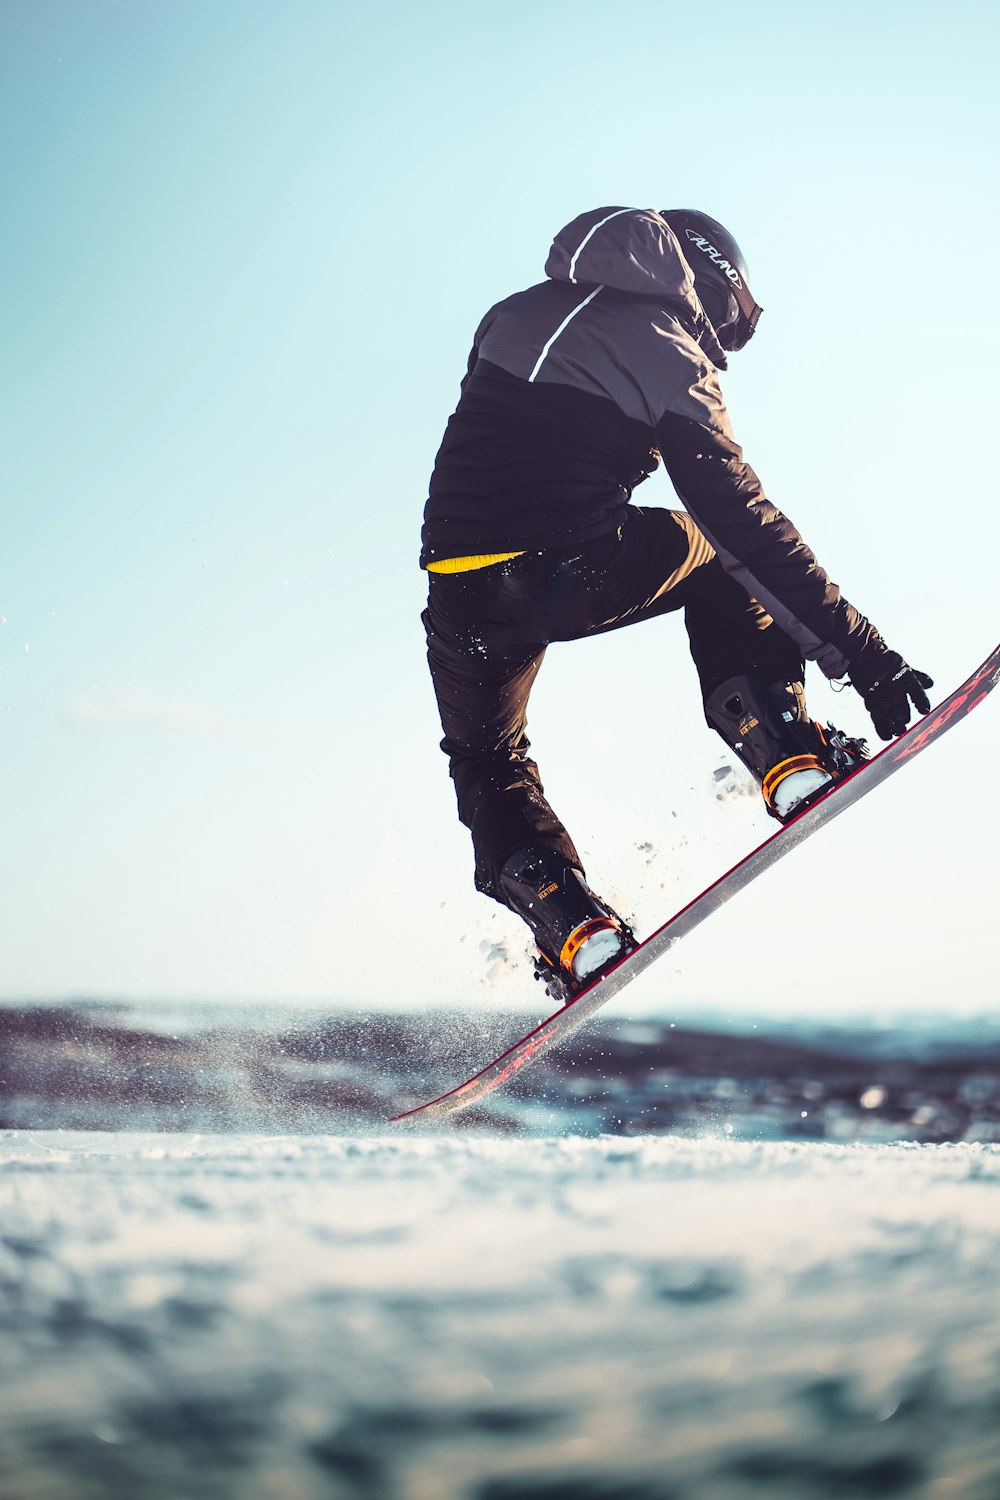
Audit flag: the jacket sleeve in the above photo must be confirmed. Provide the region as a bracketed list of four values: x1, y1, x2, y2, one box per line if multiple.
[655, 403, 879, 680]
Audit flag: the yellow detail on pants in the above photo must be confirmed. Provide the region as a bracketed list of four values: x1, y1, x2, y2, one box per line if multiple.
[426, 552, 526, 574]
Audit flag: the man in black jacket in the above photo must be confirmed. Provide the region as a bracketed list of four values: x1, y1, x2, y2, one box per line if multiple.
[421, 207, 932, 999]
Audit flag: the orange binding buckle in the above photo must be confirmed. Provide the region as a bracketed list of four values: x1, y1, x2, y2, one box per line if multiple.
[559, 918, 620, 975]
[761, 753, 825, 810]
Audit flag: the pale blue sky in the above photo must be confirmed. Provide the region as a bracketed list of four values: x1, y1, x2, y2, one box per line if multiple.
[2, 0, 997, 1015]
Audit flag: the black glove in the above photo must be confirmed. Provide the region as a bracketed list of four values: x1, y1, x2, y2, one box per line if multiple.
[849, 646, 934, 741]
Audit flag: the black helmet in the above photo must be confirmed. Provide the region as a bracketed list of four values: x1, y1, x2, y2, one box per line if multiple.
[660, 209, 763, 351]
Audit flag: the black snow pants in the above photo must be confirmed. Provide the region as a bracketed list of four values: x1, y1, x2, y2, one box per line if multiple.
[423, 506, 804, 900]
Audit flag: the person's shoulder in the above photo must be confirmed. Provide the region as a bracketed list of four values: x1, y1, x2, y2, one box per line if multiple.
[489, 279, 582, 316]
[474, 280, 587, 348]
[596, 294, 725, 409]
[632, 305, 731, 432]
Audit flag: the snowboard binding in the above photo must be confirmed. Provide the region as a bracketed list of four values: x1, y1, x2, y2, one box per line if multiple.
[706, 676, 869, 823]
[499, 847, 636, 1006]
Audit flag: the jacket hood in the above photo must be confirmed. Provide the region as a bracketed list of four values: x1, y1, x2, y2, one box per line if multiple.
[544, 206, 729, 369]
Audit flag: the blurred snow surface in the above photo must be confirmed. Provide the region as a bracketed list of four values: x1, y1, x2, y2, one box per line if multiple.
[2, 1131, 1000, 1500]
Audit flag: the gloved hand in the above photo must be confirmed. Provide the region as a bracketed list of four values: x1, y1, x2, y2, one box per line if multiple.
[849, 646, 934, 741]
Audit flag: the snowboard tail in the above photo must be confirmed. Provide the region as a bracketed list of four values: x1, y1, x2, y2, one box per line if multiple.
[391, 644, 1000, 1124]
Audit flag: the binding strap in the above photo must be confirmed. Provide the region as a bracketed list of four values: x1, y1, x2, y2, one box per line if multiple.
[560, 918, 621, 975]
[761, 754, 826, 810]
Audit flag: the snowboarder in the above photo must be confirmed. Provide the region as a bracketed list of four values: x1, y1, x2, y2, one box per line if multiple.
[420, 208, 932, 1001]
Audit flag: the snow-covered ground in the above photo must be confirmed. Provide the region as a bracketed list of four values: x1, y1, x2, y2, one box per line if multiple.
[2, 1131, 1000, 1500]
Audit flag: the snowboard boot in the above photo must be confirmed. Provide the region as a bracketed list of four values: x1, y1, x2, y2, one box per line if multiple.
[499, 846, 636, 1004]
[705, 676, 869, 823]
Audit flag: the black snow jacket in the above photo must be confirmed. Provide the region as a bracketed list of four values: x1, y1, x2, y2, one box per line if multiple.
[421, 207, 877, 679]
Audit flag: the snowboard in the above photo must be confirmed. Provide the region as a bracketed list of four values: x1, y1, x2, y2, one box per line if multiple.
[390, 643, 1000, 1124]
